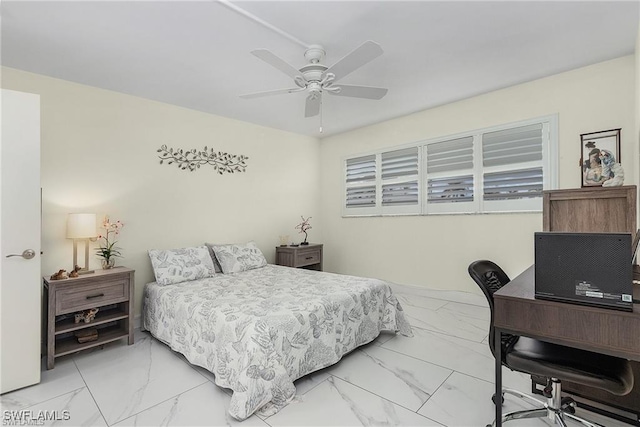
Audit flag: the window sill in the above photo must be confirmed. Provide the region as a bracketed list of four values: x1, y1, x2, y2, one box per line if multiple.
[342, 210, 542, 218]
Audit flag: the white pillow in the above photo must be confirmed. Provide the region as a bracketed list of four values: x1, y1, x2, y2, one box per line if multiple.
[148, 246, 215, 285]
[211, 241, 267, 274]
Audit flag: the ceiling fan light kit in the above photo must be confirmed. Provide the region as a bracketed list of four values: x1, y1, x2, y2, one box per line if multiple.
[240, 40, 388, 130]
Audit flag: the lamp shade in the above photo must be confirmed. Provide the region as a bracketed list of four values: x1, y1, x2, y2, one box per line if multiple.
[66, 213, 96, 239]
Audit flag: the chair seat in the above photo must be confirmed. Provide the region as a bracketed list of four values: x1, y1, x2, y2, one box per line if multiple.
[505, 337, 634, 396]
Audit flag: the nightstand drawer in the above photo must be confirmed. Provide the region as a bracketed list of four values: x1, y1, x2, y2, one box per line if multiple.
[295, 249, 321, 267]
[275, 244, 322, 271]
[56, 279, 129, 314]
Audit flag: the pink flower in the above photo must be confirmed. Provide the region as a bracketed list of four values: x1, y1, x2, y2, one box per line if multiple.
[96, 216, 125, 262]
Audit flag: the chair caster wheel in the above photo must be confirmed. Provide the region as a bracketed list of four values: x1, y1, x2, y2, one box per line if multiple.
[561, 397, 576, 414]
[492, 393, 504, 405]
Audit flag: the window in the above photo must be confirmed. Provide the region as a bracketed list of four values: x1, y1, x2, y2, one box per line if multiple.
[343, 148, 420, 216]
[343, 115, 557, 216]
[381, 147, 419, 214]
[425, 136, 475, 213]
[480, 123, 545, 212]
[345, 155, 377, 215]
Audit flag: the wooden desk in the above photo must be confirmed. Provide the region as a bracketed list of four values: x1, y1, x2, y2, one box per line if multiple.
[492, 266, 640, 426]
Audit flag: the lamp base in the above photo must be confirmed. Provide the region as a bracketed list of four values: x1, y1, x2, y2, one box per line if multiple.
[72, 239, 94, 275]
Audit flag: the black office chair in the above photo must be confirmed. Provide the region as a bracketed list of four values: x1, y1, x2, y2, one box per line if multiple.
[468, 260, 634, 427]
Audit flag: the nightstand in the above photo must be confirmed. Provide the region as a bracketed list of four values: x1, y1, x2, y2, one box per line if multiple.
[275, 244, 323, 271]
[43, 267, 135, 369]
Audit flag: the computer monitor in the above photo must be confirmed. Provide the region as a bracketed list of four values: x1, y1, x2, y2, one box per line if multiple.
[534, 232, 633, 312]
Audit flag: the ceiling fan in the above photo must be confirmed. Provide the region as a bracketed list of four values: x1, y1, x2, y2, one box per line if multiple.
[240, 41, 388, 119]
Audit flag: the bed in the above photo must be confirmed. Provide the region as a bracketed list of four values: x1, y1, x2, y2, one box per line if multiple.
[143, 263, 412, 420]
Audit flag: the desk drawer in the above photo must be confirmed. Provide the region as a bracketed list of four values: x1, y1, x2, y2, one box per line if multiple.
[295, 249, 321, 267]
[56, 279, 129, 314]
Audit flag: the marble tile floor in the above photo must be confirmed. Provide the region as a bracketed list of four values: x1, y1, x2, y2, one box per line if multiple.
[1, 284, 630, 427]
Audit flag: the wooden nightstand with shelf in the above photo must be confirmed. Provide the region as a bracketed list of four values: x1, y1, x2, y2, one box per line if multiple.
[43, 267, 135, 369]
[275, 244, 323, 271]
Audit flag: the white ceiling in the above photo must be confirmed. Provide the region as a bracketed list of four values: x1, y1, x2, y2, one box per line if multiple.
[2, 1, 638, 138]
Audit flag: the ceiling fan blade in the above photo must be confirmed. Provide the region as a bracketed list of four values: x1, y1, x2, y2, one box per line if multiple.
[251, 49, 302, 80]
[305, 95, 321, 118]
[329, 85, 388, 100]
[324, 41, 383, 82]
[240, 88, 302, 99]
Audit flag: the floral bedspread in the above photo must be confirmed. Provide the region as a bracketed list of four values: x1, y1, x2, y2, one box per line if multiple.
[143, 264, 412, 420]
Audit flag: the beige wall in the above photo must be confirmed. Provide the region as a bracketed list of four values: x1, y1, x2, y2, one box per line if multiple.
[2, 53, 636, 308]
[320, 56, 636, 293]
[1, 67, 321, 316]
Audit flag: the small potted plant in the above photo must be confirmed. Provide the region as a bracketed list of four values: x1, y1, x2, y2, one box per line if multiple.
[295, 216, 312, 245]
[96, 216, 124, 269]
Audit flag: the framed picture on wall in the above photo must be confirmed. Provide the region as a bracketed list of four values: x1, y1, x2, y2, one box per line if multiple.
[580, 128, 621, 187]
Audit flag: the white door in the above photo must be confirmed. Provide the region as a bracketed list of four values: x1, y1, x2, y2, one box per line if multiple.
[1, 89, 41, 393]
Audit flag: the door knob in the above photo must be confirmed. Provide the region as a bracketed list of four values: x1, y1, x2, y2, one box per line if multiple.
[6, 249, 36, 260]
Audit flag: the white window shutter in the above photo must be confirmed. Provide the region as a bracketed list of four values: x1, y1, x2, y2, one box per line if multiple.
[346, 155, 376, 184]
[381, 147, 418, 180]
[425, 136, 476, 213]
[343, 115, 556, 217]
[482, 123, 543, 167]
[427, 175, 474, 203]
[380, 148, 419, 213]
[382, 181, 419, 206]
[426, 136, 474, 173]
[483, 167, 543, 201]
[482, 123, 545, 212]
[346, 185, 377, 207]
[344, 155, 378, 215]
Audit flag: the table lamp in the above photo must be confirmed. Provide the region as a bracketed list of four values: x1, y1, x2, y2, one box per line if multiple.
[66, 213, 96, 274]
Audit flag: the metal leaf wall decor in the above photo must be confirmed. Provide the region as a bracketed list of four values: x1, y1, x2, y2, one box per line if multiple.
[157, 145, 248, 174]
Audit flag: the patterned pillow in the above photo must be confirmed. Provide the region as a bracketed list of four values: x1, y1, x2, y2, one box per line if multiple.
[211, 241, 267, 274]
[148, 246, 216, 285]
